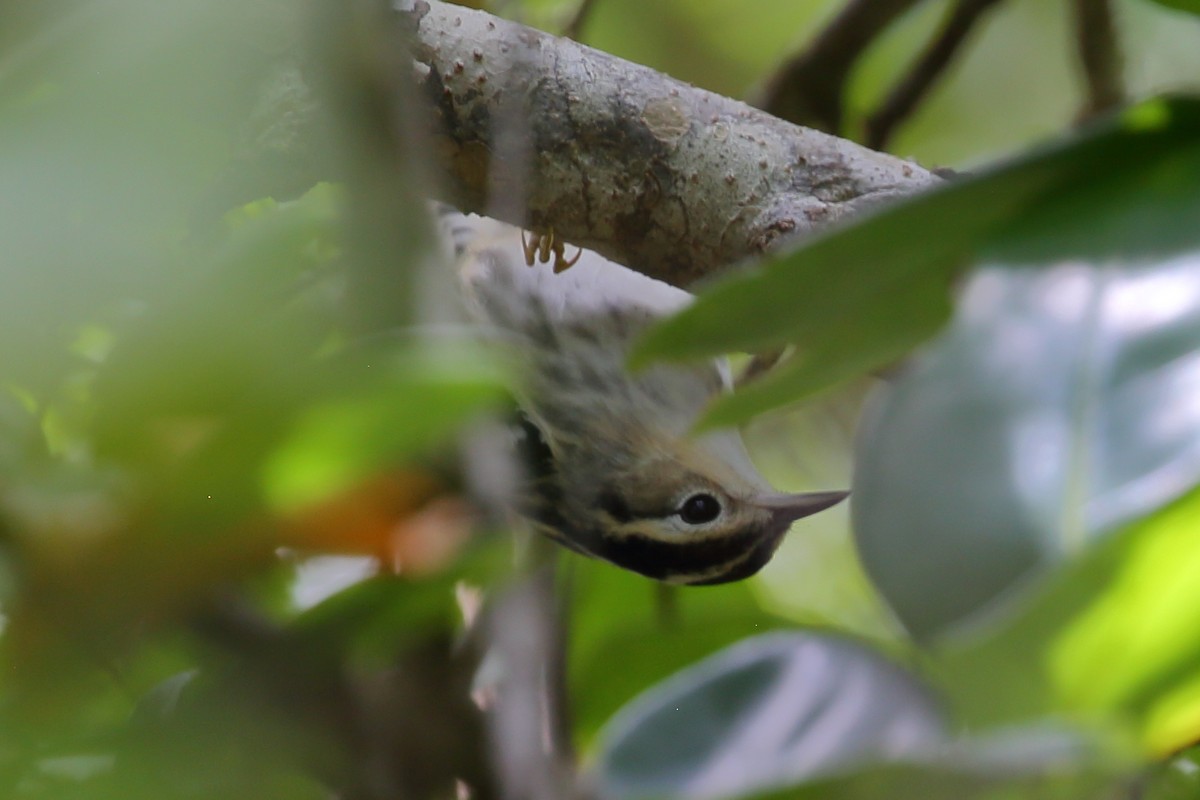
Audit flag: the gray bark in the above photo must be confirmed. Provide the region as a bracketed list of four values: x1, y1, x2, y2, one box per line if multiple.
[398, 0, 940, 288]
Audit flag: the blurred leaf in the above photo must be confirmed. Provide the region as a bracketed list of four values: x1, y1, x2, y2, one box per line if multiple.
[930, 506, 1142, 735]
[0, 335, 507, 714]
[276, 472, 456, 565]
[593, 631, 945, 799]
[285, 539, 507, 666]
[747, 729, 1117, 800]
[631, 96, 1200, 428]
[1145, 745, 1200, 800]
[568, 558, 796, 745]
[285, 574, 458, 662]
[264, 341, 508, 512]
[1052, 488, 1200, 752]
[699, 284, 950, 428]
[853, 119, 1200, 639]
[0, 388, 42, 474]
[581, 0, 833, 99]
[744, 721, 1125, 800]
[89, 182, 342, 460]
[1141, 0, 1200, 16]
[0, 0, 302, 391]
[936, 486, 1200, 753]
[260, 339, 507, 570]
[0, 0, 474, 750]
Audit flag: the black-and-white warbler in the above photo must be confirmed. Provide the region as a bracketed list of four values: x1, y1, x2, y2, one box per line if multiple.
[443, 210, 847, 585]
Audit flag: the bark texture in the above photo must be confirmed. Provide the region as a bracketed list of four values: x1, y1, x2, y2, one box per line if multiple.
[399, 0, 940, 288]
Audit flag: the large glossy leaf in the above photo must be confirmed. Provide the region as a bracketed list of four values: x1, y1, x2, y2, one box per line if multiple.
[593, 631, 945, 799]
[935, 486, 1200, 753]
[1053, 489, 1200, 751]
[853, 127, 1200, 639]
[748, 725, 1118, 800]
[631, 97, 1200, 428]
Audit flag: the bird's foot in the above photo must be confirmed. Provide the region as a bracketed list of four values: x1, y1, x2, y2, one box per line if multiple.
[521, 228, 583, 273]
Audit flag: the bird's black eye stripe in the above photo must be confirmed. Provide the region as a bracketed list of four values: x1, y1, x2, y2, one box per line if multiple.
[597, 489, 634, 524]
[515, 414, 555, 480]
[679, 493, 721, 525]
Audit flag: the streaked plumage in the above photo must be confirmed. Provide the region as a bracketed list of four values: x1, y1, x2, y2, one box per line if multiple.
[443, 210, 847, 584]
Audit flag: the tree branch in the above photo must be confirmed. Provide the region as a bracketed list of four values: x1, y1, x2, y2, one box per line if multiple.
[398, 0, 939, 289]
[753, 0, 926, 135]
[864, 0, 1006, 152]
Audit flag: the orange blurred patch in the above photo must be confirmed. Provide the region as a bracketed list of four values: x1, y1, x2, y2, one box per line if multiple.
[278, 470, 475, 575]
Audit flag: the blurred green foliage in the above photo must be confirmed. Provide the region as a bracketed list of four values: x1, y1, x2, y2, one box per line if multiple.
[0, 1, 505, 796]
[1142, 0, 1200, 15]
[3, 0, 1200, 798]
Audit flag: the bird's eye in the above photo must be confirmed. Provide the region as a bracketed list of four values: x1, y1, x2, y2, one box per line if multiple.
[679, 493, 721, 525]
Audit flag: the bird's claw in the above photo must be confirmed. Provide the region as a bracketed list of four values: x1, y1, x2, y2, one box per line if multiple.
[522, 228, 583, 273]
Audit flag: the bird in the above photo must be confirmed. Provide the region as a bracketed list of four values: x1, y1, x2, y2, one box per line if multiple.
[441, 209, 848, 585]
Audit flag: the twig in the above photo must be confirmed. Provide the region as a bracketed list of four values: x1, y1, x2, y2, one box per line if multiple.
[548, 560, 577, 763]
[562, 0, 599, 41]
[864, 0, 1006, 152]
[485, 560, 580, 800]
[753, 0, 926, 134]
[1071, 0, 1125, 121]
[654, 583, 681, 629]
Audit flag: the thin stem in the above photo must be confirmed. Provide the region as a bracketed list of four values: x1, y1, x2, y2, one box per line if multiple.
[562, 0, 598, 41]
[755, 0, 926, 133]
[485, 542, 579, 799]
[864, 0, 1007, 151]
[1071, 0, 1125, 120]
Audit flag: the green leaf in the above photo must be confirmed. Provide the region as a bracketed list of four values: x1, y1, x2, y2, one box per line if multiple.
[0, 0, 304, 391]
[936, 486, 1200, 753]
[699, 281, 950, 429]
[593, 631, 944, 799]
[263, 341, 509, 511]
[748, 753, 1123, 800]
[0, 388, 42, 475]
[568, 559, 795, 745]
[1140, 0, 1200, 16]
[853, 105, 1200, 640]
[285, 540, 508, 646]
[747, 727, 1120, 800]
[1145, 746, 1200, 800]
[1051, 489, 1200, 751]
[632, 96, 1200, 426]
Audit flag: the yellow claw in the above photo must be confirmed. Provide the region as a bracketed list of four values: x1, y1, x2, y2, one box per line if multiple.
[521, 228, 583, 273]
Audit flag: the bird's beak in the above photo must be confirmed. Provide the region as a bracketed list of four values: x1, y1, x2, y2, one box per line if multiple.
[756, 490, 849, 524]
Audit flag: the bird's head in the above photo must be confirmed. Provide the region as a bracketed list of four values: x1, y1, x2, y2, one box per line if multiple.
[560, 426, 848, 584]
